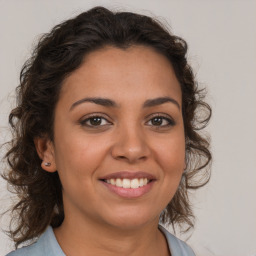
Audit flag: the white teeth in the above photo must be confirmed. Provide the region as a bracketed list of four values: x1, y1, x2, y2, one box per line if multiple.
[123, 179, 130, 188]
[110, 179, 116, 185]
[139, 178, 144, 187]
[131, 179, 139, 188]
[105, 178, 149, 188]
[116, 178, 122, 187]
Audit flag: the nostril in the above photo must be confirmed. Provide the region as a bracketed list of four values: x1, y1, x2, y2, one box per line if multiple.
[117, 156, 126, 159]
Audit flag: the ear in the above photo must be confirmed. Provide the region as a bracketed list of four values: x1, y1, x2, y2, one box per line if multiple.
[34, 136, 57, 173]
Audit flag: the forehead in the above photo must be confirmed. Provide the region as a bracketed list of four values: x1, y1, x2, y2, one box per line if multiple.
[60, 45, 182, 104]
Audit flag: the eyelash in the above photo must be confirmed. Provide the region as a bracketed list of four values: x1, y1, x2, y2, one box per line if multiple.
[145, 113, 175, 128]
[79, 113, 175, 128]
[79, 113, 112, 127]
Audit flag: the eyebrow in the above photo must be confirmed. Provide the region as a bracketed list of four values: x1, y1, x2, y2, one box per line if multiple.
[143, 97, 180, 109]
[70, 97, 118, 111]
[70, 96, 180, 111]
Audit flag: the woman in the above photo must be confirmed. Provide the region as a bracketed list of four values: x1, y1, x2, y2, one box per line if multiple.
[3, 6, 211, 256]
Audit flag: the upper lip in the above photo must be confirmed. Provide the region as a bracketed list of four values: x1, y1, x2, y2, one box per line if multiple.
[99, 171, 156, 180]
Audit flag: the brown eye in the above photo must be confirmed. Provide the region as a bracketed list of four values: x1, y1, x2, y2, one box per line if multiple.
[146, 115, 175, 127]
[151, 117, 164, 126]
[89, 117, 103, 126]
[80, 115, 111, 127]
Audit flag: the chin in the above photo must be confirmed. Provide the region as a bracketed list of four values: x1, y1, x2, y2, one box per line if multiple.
[104, 208, 159, 230]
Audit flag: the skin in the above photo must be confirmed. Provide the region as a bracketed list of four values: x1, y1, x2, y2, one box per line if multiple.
[35, 45, 185, 256]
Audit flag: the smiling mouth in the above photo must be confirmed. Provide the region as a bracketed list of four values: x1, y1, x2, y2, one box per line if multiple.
[101, 178, 151, 189]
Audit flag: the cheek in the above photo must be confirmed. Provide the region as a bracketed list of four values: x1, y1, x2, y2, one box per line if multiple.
[153, 134, 185, 193]
[54, 136, 108, 180]
[154, 135, 185, 170]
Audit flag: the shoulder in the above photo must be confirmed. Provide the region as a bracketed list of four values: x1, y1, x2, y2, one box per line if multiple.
[6, 240, 44, 256]
[6, 226, 65, 256]
[6, 243, 39, 256]
[159, 225, 196, 256]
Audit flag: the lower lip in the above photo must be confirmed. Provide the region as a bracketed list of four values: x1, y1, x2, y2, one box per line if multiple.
[101, 180, 155, 198]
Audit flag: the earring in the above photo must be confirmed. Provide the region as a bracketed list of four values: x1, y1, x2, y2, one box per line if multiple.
[44, 162, 51, 167]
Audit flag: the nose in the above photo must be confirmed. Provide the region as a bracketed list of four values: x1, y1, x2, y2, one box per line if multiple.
[111, 125, 151, 163]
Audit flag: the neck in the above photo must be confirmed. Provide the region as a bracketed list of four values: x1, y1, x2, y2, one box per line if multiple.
[54, 215, 170, 256]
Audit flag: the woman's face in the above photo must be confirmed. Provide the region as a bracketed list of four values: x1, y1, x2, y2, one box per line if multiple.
[43, 45, 185, 230]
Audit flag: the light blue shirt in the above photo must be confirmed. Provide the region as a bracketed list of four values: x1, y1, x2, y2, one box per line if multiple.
[6, 225, 196, 256]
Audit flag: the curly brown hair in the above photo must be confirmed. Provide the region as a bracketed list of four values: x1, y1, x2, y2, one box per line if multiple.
[2, 6, 211, 247]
